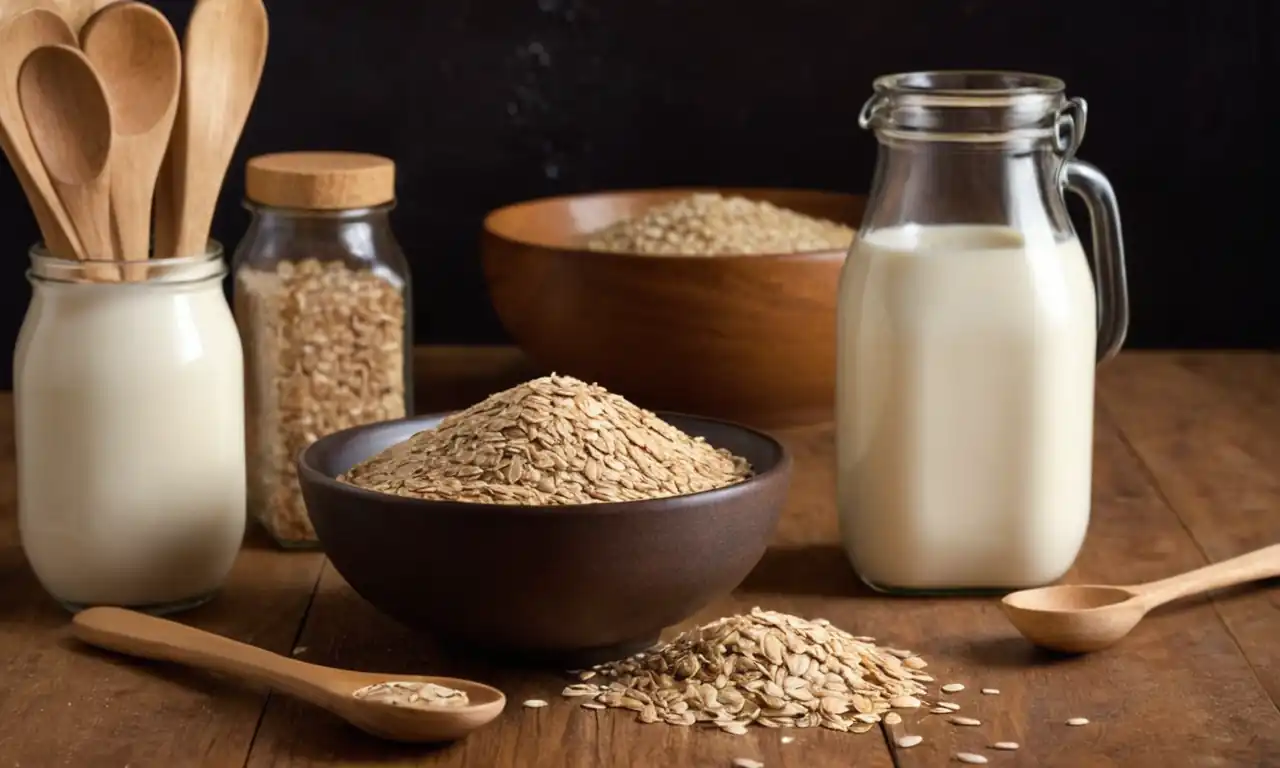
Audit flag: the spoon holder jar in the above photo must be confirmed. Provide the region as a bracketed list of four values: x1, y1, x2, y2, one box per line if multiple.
[14, 245, 246, 614]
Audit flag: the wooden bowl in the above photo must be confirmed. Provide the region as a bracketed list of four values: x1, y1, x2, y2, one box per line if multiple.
[297, 412, 792, 666]
[482, 188, 866, 427]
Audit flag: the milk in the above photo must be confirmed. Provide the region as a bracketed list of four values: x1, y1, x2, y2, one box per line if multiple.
[836, 224, 1097, 591]
[14, 254, 246, 611]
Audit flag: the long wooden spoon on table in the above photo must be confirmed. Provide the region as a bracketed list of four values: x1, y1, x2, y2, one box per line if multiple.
[154, 0, 268, 259]
[81, 1, 181, 272]
[0, 9, 82, 259]
[72, 607, 507, 743]
[18, 43, 118, 280]
[1003, 542, 1280, 653]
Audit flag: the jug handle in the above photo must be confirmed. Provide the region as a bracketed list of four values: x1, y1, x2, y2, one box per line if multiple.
[1057, 99, 1130, 363]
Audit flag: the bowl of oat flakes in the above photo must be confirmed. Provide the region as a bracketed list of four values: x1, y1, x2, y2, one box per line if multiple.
[296, 374, 791, 665]
[481, 188, 866, 428]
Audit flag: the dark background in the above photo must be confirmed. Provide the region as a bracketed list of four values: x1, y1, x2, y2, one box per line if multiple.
[2, 0, 1278, 387]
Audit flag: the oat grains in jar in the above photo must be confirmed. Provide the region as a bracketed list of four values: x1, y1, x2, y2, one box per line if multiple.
[233, 152, 413, 548]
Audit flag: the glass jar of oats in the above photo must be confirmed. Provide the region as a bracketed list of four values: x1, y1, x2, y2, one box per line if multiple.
[233, 151, 413, 548]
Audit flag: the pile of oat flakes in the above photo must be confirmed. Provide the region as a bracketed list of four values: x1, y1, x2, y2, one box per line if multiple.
[340, 374, 752, 505]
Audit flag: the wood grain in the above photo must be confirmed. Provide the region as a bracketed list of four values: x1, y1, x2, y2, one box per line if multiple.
[1098, 353, 1280, 706]
[0, 348, 1276, 767]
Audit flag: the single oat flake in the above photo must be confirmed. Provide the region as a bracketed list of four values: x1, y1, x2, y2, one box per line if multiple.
[896, 734, 923, 748]
[522, 699, 549, 708]
[556, 607, 932, 736]
[956, 753, 989, 765]
[340, 374, 752, 505]
[1066, 717, 1090, 726]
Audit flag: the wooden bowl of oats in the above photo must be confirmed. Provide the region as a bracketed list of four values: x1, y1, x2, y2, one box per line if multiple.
[297, 375, 792, 666]
[481, 188, 866, 428]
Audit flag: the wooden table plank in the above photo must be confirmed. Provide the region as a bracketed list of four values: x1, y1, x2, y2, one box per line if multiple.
[248, 392, 1280, 766]
[0, 399, 327, 766]
[1098, 352, 1280, 707]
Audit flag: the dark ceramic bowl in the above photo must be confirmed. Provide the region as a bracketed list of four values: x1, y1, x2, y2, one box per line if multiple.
[297, 412, 791, 665]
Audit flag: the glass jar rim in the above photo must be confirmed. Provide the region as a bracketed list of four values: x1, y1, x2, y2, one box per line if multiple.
[27, 241, 227, 285]
[872, 70, 1066, 98]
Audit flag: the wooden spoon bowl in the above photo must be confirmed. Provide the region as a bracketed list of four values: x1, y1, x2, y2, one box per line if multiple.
[482, 188, 865, 427]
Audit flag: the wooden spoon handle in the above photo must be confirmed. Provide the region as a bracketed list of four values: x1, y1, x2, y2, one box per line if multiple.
[72, 607, 324, 701]
[1130, 543, 1280, 607]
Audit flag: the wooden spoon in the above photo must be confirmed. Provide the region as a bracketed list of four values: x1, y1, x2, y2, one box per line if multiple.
[81, 1, 180, 266]
[0, 0, 61, 27]
[1002, 543, 1280, 653]
[18, 43, 119, 279]
[52, 0, 115, 34]
[0, 9, 83, 258]
[155, 0, 267, 259]
[72, 607, 507, 743]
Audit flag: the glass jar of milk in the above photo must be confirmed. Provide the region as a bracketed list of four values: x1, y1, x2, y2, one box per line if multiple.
[837, 71, 1129, 594]
[14, 246, 246, 613]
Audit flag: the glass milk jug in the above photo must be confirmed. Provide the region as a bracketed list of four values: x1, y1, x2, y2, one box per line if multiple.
[836, 71, 1129, 594]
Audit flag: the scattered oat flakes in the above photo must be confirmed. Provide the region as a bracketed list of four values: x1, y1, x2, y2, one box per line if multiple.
[981, 688, 1000, 695]
[351, 681, 468, 709]
[883, 712, 902, 725]
[732, 760, 764, 768]
[956, 753, 989, 765]
[991, 742, 1020, 750]
[522, 699, 549, 708]
[340, 374, 752, 505]
[584, 193, 855, 256]
[949, 716, 982, 726]
[897, 734, 923, 748]
[237, 260, 407, 544]
[558, 607, 930, 735]
[1066, 717, 1090, 726]
[941, 683, 966, 693]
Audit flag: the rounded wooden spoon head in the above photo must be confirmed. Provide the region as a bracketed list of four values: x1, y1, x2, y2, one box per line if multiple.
[80, 1, 180, 136]
[321, 673, 506, 743]
[1001, 584, 1146, 654]
[18, 43, 112, 185]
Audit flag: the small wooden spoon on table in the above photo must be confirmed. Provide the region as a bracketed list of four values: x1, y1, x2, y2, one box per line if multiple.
[72, 607, 507, 743]
[1002, 542, 1280, 653]
[0, 9, 82, 259]
[18, 43, 118, 280]
[81, 1, 181, 270]
[154, 0, 268, 259]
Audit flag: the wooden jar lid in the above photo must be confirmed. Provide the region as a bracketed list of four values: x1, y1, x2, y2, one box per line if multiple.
[245, 151, 395, 210]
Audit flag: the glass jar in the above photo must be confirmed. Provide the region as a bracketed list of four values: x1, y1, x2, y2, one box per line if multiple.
[233, 152, 413, 548]
[15, 246, 246, 614]
[837, 71, 1130, 594]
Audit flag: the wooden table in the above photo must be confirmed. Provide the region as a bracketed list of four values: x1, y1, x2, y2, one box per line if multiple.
[1, 347, 1278, 767]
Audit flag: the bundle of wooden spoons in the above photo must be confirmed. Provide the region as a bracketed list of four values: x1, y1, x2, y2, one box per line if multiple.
[0, 0, 267, 282]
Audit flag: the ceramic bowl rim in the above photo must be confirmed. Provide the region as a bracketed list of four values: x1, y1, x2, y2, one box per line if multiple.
[298, 409, 793, 519]
[481, 186, 863, 261]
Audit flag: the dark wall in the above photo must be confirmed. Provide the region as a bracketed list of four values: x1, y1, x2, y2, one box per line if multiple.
[2, 0, 1277, 387]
